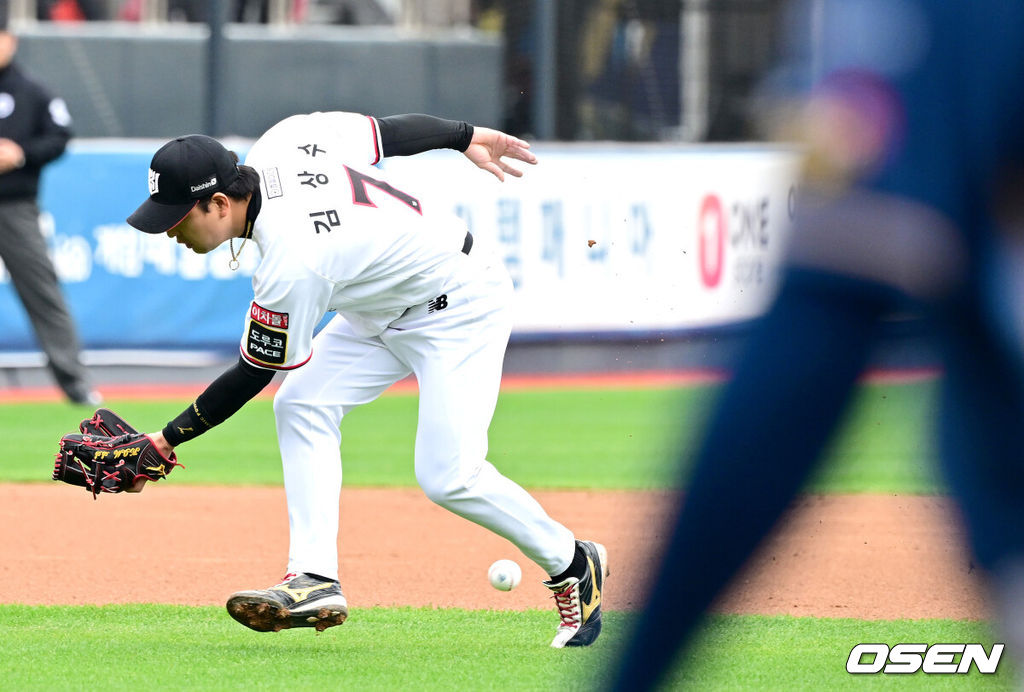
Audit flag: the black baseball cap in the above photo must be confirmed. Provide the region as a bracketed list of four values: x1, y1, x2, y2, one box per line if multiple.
[127, 134, 240, 234]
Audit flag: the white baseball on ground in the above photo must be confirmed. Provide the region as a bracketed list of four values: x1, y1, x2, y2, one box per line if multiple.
[488, 559, 522, 591]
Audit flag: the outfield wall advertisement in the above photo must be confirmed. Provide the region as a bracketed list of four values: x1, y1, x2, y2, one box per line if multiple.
[0, 142, 801, 351]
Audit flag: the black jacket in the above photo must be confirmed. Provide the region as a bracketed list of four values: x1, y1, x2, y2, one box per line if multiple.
[0, 61, 72, 201]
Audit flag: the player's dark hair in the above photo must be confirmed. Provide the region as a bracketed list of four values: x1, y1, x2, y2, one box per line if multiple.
[196, 151, 260, 212]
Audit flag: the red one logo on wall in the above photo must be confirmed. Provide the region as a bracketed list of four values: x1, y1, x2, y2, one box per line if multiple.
[698, 194, 725, 288]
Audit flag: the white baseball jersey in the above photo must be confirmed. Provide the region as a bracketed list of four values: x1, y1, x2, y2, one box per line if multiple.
[239, 111, 470, 370]
[243, 112, 579, 583]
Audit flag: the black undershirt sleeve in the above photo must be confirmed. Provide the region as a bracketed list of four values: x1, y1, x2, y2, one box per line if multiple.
[376, 114, 474, 157]
[162, 356, 276, 447]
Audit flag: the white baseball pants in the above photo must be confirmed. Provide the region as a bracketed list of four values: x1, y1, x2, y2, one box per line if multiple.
[273, 252, 576, 582]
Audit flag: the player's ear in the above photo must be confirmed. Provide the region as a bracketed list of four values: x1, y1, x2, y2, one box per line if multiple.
[210, 192, 231, 216]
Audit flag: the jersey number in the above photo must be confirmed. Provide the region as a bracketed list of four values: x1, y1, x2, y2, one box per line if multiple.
[345, 165, 422, 215]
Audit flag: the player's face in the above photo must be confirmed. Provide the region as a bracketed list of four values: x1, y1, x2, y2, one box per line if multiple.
[166, 200, 230, 253]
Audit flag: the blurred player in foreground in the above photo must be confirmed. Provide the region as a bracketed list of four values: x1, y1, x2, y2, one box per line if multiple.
[610, 0, 1024, 687]
[123, 112, 607, 646]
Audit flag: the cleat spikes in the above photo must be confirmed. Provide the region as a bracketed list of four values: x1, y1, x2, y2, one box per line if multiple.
[225, 573, 348, 633]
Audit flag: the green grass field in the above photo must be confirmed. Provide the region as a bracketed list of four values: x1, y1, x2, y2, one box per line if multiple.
[3, 378, 1012, 690]
[0, 606, 1011, 690]
[2, 380, 943, 492]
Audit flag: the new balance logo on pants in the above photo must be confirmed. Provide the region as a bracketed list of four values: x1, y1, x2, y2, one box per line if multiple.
[428, 294, 448, 313]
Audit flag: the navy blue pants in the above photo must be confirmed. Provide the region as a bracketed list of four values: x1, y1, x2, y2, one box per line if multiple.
[609, 1, 1024, 688]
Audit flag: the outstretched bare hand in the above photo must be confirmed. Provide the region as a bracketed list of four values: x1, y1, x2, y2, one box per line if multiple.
[463, 127, 538, 182]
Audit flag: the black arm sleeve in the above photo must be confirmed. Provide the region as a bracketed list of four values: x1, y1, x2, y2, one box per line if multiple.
[161, 356, 276, 446]
[376, 113, 474, 156]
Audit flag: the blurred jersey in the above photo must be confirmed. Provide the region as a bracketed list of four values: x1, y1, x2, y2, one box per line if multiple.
[766, 0, 1024, 242]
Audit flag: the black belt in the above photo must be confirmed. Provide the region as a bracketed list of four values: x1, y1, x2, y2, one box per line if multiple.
[461, 231, 473, 255]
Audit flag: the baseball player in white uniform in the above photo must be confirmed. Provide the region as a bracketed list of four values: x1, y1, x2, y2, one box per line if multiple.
[126, 111, 608, 648]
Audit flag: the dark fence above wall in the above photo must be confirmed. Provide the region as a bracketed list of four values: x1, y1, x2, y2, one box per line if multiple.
[14, 22, 503, 138]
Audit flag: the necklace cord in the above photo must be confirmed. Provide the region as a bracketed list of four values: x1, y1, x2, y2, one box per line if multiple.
[228, 187, 262, 271]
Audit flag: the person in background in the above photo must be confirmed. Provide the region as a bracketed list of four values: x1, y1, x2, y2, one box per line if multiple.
[36, 0, 109, 21]
[0, 12, 101, 405]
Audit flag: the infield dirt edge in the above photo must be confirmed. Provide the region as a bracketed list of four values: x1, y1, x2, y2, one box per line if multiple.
[1, 484, 989, 621]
